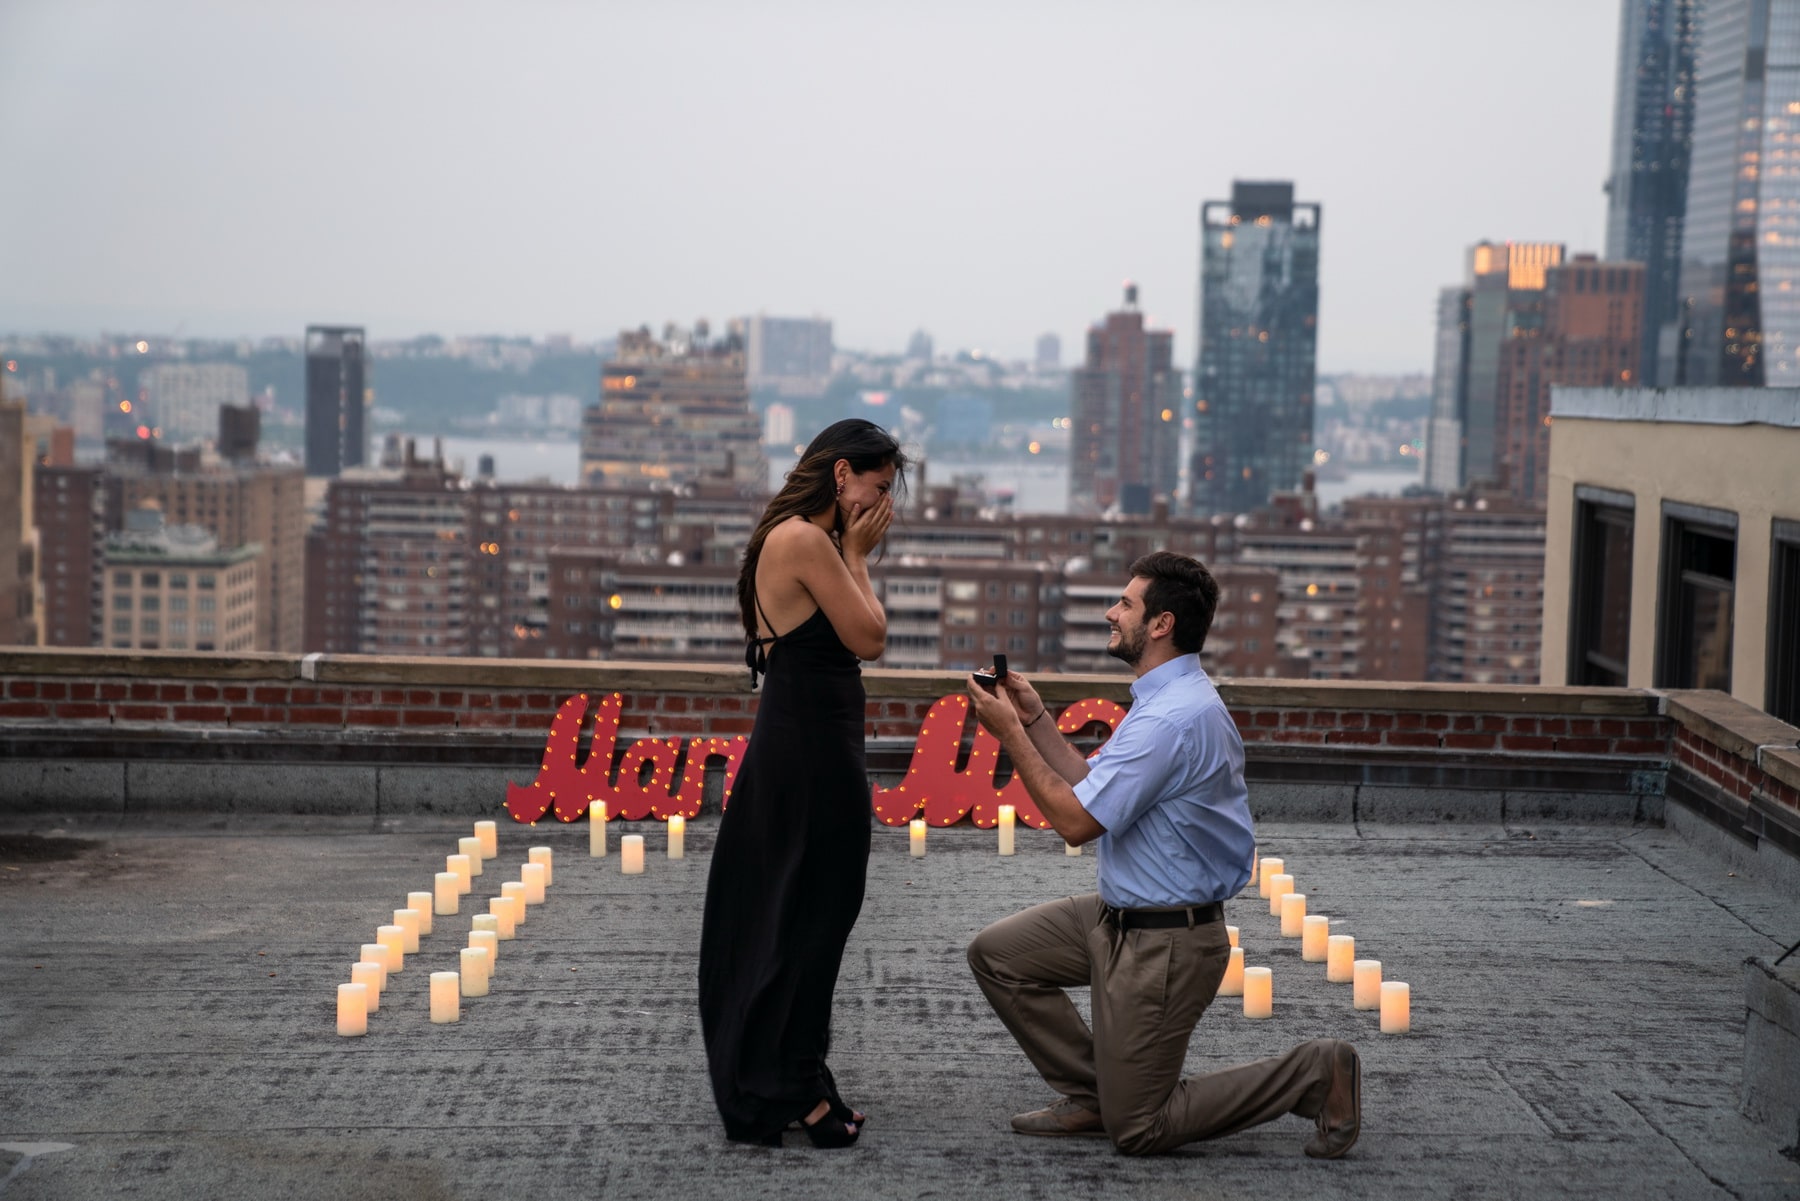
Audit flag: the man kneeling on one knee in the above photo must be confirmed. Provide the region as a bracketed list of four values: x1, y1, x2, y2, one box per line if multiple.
[964, 550, 1361, 1158]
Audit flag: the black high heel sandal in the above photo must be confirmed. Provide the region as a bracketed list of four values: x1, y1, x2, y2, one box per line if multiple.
[800, 1107, 859, 1149]
[783, 1103, 866, 1131]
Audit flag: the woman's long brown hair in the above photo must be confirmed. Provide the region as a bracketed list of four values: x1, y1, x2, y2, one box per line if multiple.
[737, 419, 909, 637]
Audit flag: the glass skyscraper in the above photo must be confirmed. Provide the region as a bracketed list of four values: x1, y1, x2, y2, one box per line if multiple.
[1674, 0, 1800, 386]
[1189, 181, 1320, 517]
[1604, 0, 1698, 386]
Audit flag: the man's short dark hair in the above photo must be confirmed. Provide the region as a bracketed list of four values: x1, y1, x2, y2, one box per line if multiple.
[1129, 551, 1220, 655]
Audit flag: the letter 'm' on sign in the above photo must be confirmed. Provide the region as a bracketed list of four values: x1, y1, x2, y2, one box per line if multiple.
[504, 693, 746, 824]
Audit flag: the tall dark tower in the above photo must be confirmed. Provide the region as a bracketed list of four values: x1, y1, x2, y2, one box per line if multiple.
[1068, 284, 1180, 516]
[1189, 181, 1320, 517]
[1603, 0, 1697, 386]
[304, 325, 366, 477]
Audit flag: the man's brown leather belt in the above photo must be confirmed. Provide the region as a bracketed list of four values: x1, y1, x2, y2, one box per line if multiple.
[1108, 902, 1224, 930]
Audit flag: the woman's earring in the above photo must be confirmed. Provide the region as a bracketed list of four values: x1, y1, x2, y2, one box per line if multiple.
[836, 481, 844, 496]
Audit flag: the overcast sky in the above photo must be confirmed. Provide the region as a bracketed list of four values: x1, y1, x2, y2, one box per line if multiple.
[0, 0, 1621, 372]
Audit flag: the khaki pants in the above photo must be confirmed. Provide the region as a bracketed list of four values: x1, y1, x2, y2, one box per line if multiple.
[967, 893, 1337, 1155]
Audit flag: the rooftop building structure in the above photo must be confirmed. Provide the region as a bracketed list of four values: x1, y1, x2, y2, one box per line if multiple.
[1544, 385, 1800, 724]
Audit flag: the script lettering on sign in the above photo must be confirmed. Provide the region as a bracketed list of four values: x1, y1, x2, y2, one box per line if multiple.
[504, 691, 1123, 829]
[504, 692, 747, 824]
[868, 696, 1125, 828]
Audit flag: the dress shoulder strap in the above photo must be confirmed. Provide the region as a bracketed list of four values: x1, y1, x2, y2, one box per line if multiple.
[745, 586, 778, 688]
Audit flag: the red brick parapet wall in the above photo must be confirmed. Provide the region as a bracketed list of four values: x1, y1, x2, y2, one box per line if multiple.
[1, 649, 1796, 828]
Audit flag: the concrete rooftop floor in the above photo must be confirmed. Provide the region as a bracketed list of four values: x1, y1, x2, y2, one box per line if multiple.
[2, 809, 1799, 1201]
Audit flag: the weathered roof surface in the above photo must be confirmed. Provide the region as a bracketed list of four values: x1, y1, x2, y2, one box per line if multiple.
[2, 811, 1797, 1200]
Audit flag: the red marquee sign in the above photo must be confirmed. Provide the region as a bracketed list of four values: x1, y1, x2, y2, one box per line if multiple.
[505, 691, 1123, 829]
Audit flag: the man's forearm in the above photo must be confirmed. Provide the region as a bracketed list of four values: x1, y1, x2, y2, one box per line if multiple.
[1024, 709, 1092, 785]
[1001, 728, 1105, 846]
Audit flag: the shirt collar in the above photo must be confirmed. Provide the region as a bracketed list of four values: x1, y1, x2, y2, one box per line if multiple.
[1128, 654, 1200, 704]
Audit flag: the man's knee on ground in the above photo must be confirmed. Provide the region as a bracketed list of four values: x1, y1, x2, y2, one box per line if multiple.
[966, 925, 997, 976]
[1108, 1117, 1166, 1157]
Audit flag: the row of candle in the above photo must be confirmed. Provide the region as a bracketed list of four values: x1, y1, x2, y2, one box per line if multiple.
[1230, 852, 1413, 1033]
[904, 807, 1085, 858]
[336, 822, 547, 1035]
[586, 802, 676, 871]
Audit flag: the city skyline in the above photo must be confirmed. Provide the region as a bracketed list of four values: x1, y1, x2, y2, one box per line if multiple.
[1, 1, 1617, 373]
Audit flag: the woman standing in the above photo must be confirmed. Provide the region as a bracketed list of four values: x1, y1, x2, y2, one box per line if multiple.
[698, 419, 907, 1149]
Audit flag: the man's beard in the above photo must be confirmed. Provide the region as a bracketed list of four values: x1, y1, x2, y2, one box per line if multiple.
[1106, 622, 1146, 667]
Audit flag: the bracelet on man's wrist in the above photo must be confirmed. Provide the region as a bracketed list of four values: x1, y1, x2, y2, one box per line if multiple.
[1022, 709, 1047, 729]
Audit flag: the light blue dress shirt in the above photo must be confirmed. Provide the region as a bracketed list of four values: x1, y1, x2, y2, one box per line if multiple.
[1072, 655, 1255, 909]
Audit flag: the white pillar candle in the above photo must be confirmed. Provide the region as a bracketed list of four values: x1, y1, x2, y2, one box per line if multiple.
[488, 894, 517, 940]
[521, 861, 548, 903]
[590, 801, 608, 857]
[407, 891, 435, 936]
[1267, 873, 1294, 916]
[376, 925, 406, 973]
[357, 945, 388, 995]
[429, 971, 460, 1023]
[1243, 966, 1272, 1018]
[1280, 892, 1307, 937]
[337, 983, 368, 1036]
[667, 815, 685, 859]
[351, 960, 382, 1012]
[1217, 946, 1245, 996]
[1327, 934, 1356, 982]
[460, 837, 485, 877]
[474, 819, 498, 860]
[1302, 914, 1330, 961]
[621, 834, 645, 875]
[460, 947, 491, 997]
[1381, 981, 1411, 1033]
[471, 913, 499, 947]
[909, 819, 927, 857]
[529, 846, 553, 886]
[997, 804, 1016, 856]
[1258, 857, 1284, 898]
[501, 881, 527, 926]
[470, 929, 499, 975]
[1065, 840, 1081, 856]
[1353, 959, 1382, 1010]
[394, 908, 422, 954]
[447, 854, 473, 895]
[434, 871, 460, 916]
[1226, 924, 1240, 948]
[1248, 847, 1259, 887]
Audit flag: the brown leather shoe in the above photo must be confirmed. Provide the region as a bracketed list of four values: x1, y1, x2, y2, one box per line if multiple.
[1304, 1040, 1361, 1158]
[1010, 1097, 1106, 1137]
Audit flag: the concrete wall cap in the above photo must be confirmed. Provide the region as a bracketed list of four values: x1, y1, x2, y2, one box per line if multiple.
[1662, 690, 1800, 766]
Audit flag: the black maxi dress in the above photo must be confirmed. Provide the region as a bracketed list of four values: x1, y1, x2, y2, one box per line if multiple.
[697, 604, 871, 1142]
